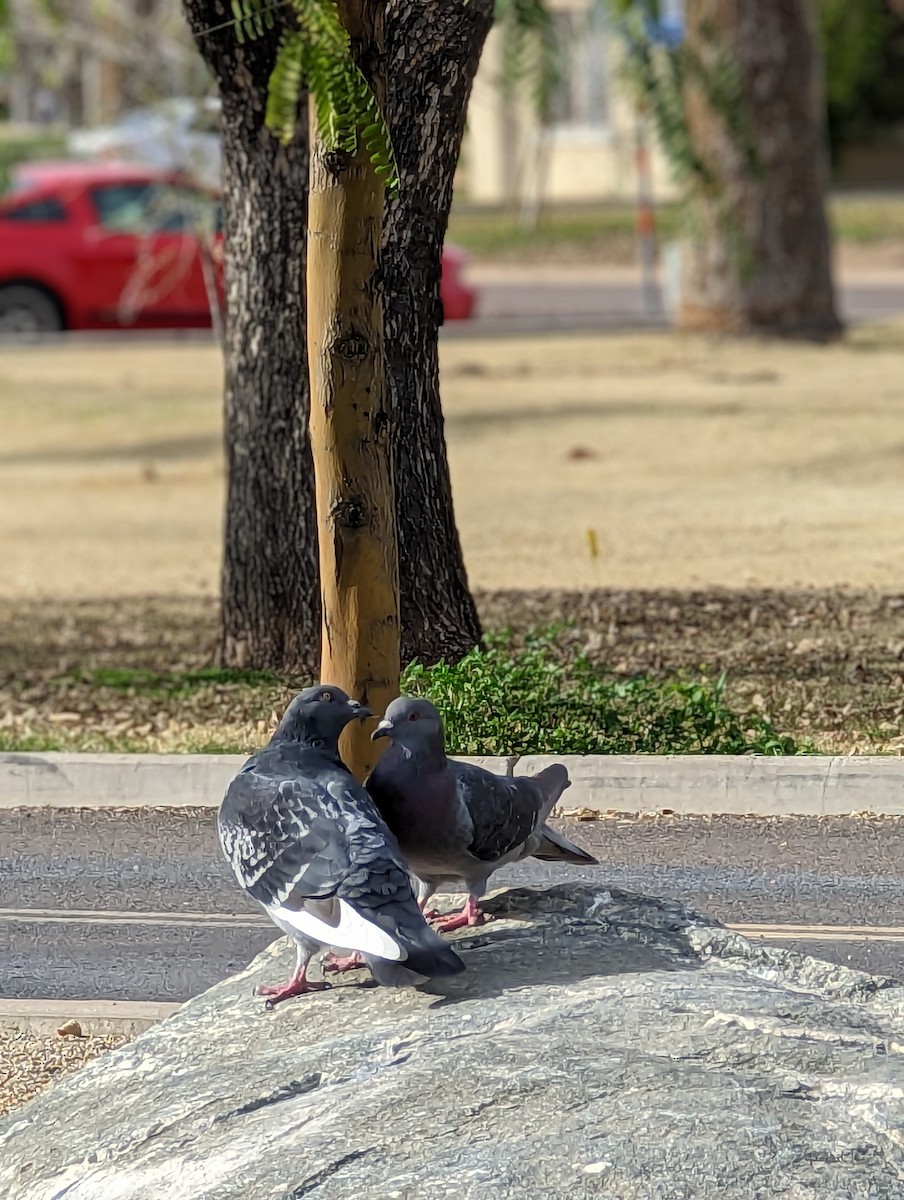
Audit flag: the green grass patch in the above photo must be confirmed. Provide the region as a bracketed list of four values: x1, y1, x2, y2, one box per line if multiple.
[446, 196, 904, 262]
[447, 204, 682, 260]
[55, 666, 280, 699]
[0, 729, 244, 755]
[403, 630, 808, 757]
[2, 628, 811, 756]
[829, 195, 904, 243]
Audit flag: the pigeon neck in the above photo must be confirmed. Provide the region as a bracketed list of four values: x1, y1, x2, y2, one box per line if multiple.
[271, 720, 341, 759]
[390, 736, 446, 773]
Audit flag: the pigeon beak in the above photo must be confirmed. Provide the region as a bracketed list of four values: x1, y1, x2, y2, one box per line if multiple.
[347, 699, 373, 721]
[371, 718, 393, 742]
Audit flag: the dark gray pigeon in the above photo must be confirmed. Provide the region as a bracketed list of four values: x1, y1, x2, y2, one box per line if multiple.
[366, 696, 598, 931]
[218, 684, 465, 1006]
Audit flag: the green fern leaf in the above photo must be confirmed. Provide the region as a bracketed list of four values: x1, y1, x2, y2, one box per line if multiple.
[231, 0, 400, 190]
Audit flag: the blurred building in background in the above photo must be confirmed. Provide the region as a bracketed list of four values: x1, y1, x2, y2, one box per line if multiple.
[462, 0, 904, 206]
[463, 5, 677, 206]
[2, 0, 904, 204]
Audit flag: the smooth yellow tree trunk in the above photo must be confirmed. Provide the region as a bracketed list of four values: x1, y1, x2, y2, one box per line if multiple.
[306, 1, 399, 780]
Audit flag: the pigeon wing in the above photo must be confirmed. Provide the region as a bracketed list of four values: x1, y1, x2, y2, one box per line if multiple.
[219, 755, 461, 971]
[218, 765, 358, 907]
[453, 764, 546, 862]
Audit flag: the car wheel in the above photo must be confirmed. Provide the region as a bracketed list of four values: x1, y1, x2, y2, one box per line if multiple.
[0, 285, 63, 340]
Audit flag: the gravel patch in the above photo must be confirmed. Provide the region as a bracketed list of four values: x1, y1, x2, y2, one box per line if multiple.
[0, 1030, 130, 1118]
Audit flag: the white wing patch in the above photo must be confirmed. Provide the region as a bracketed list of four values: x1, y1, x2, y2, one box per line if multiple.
[268, 898, 405, 962]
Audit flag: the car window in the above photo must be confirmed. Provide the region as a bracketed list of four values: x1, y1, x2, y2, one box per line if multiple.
[3, 197, 67, 222]
[90, 183, 219, 236]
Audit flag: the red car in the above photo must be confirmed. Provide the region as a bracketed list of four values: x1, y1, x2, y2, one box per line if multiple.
[0, 161, 476, 335]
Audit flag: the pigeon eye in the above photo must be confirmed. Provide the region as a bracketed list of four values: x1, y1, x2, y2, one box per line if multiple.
[320, 691, 332, 703]
[409, 712, 419, 722]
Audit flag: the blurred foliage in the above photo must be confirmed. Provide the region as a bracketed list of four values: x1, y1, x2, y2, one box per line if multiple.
[493, 0, 566, 118]
[817, 0, 904, 161]
[499, 1, 904, 181]
[0, 130, 67, 192]
[819, 0, 887, 113]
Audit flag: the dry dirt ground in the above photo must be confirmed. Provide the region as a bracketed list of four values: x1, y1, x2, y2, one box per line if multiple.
[2, 327, 904, 753]
[4, 325, 904, 596]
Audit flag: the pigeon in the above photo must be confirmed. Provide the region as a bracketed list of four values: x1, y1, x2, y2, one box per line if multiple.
[366, 696, 598, 932]
[217, 684, 465, 1006]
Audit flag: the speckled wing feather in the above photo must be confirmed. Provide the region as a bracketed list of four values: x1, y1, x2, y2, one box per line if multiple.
[452, 764, 547, 862]
[218, 744, 414, 925]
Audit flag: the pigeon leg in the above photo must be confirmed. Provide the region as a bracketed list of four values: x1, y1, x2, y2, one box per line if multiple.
[323, 951, 366, 973]
[431, 893, 484, 933]
[412, 878, 440, 920]
[416, 894, 441, 920]
[255, 943, 330, 1006]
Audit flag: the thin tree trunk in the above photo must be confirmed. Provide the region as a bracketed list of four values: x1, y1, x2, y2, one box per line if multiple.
[679, 0, 842, 340]
[381, 0, 491, 666]
[183, 0, 320, 672]
[307, 0, 399, 780]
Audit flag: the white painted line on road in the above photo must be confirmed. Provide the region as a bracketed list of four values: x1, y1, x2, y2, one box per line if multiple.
[732, 922, 904, 944]
[3, 907, 904, 944]
[0, 906, 267, 929]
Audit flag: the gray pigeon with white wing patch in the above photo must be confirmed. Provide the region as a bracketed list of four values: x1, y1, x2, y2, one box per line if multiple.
[218, 684, 464, 1006]
[366, 696, 598, 931]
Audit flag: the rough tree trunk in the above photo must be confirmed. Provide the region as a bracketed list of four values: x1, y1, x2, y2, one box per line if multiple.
[679, 0, 842, 340]
[382, 0, 491, 665]
[307, 0, 399, 780]
[184, 0, 486, 679]
[183, 0, 320, 672]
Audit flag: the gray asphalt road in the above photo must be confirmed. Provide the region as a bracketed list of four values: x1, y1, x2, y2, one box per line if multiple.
[3, 808, 904, 1003]
[452, 278, 904, 334]
[4, 277, 900, 350]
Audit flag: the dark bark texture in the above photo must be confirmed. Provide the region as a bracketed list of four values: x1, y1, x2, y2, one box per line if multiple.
[183, 0, 320, 672]
[680, 0, 843, 340]
[181, 0, 487, 673]
[381, 0, 492, 665]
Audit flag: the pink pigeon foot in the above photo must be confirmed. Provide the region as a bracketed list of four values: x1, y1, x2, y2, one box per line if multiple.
[431, 895, 485, 933]
[255, 970, 330, 1007]
[322, 951, 367, 974]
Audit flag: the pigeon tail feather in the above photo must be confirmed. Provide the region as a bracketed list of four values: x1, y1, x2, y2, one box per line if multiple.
[269, 898, 405, 961]
[385, 909, 466, 980]
[532, 822, 599, 865]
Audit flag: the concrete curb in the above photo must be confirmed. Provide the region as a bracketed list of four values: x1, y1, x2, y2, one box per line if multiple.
[519, 754, 904, 817]
[2, 751, 904, 816]
[0, 753, 514, 809]
[0, 999, 180, 1037]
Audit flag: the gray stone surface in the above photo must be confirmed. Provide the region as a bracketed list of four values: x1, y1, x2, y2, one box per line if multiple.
[2, 885, 904, 1199]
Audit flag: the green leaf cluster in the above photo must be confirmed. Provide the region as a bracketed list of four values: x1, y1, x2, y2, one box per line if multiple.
[232, 0, 398, 189]
[402, 629, 806, 757]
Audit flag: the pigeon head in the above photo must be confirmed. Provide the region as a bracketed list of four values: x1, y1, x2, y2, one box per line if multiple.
[371, 696, 445, 753]
[274, 684, 372, 749]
